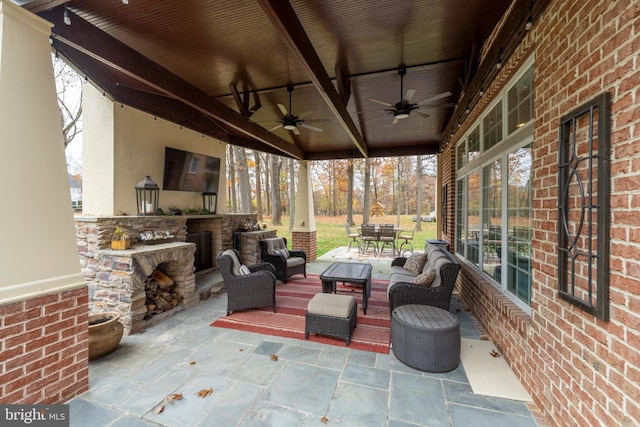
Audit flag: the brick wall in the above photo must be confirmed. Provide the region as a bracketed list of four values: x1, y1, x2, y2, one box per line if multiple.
[292, 231, 316, 262]
[0, 288, 89, 404]
[446, 1, 640, 425]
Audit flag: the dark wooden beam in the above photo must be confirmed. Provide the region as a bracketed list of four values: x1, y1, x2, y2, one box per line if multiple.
[55, 42, 289, 157]
[305, 143, 438, 160]
[40, 7, 304, 159]
[441, 0, 551, 149]
[257, 0, 369, 158]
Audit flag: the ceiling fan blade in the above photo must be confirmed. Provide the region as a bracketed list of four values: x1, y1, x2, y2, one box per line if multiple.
[369, 98, 393, 107]
[392, 117, 400, 125]
[403, 88, 416, 102]
[277, 103, 288, 116]
[269, 123, 283, 132]
[416, 91, 452, 105]
[414, 110, 430, 118]
[297, 108, 316, 119]
[292, 127, 300, 136]
[300, 123, 323, 132]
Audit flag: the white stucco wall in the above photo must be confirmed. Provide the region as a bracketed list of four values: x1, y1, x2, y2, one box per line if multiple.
[0, 0, 84, 302]
[82, 83, 227, 216]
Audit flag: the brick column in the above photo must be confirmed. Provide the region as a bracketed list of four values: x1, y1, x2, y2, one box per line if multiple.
[292, 230, 317, 262]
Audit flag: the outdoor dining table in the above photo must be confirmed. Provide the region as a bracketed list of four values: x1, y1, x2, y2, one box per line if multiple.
[356, 224, 403, 257]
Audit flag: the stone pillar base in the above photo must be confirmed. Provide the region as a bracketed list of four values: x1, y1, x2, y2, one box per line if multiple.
[292, 230, 316, 262]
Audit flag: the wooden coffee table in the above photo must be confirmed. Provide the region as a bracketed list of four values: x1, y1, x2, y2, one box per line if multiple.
[320, 262, 372, 314]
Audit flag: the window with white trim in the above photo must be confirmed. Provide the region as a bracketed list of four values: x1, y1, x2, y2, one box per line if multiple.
[455, 61, 534, 311]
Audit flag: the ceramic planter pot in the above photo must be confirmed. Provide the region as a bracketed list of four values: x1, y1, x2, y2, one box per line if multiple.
[88, 312, 124, 360]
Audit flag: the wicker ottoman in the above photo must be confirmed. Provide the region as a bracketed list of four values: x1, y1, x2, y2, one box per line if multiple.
[391, 304, 460, 372]
[305, 293, 357, 346]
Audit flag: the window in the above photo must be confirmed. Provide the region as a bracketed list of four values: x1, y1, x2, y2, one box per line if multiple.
[468, 126, 480, 163]
[506, 145, 532, 304]
[188, 158, 200, 174]
[455, 61, 534, 311]
[483, 101, 503, 150]
[482, 159, 502, 278]
[456, 139, 466, 170]
[507, 67, 533, 134]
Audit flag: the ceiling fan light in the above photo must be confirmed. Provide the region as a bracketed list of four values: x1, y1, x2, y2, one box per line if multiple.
[395, 112, 410, 119]
[284, 124, 297, 130]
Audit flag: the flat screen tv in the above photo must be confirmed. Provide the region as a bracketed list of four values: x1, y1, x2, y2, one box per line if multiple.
[162, 147, 221, 193]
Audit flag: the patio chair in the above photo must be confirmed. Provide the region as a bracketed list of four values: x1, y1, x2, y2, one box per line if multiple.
[360, 224, 379, 256]
[216, 249, 277, 316]
[397, 223, 416, 256]
[345, 222, 361, 252]
[259, 237, 307, 283]
[377, 224, 397, 257]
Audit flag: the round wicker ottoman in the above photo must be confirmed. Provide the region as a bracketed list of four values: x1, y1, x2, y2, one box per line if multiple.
[391, 304, 460, 372]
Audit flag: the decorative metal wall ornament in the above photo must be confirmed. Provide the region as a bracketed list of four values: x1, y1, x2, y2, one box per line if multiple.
[442, 183, 448, 233]
[557, 92, 610, 320]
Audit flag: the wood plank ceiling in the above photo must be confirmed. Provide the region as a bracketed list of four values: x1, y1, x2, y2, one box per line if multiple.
[18, 0, 542, 160]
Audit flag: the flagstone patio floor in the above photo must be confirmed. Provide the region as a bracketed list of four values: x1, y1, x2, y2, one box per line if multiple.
[66, 248, 547, 426]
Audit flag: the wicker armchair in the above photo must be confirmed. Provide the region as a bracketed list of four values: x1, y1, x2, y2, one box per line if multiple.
[216, 249, 277, 315]
[388, 248, 461, 313]
[259, 237, 307, 283]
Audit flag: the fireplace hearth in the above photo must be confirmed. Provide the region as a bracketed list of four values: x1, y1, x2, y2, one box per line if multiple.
[90, 242, 197, 334]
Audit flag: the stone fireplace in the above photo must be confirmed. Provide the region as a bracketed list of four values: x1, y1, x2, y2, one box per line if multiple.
[91, 242, 197, 334]
[74, 213, 263, 334]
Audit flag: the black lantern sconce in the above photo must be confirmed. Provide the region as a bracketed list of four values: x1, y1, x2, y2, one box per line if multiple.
[135, 176, 159, 215]
[202, 192, 217, 214]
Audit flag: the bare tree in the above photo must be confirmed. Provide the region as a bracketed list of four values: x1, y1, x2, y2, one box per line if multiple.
[254, 151, 263, 221]
[289, 158, 295, 232]
[54, 56, 83, 150]
[363, 158, 371, 224]
[415, 155, 423, 231]
[347, 159, 354, 225]
[235, 147, 252, 212]
[228, 146, 237, 212]
[270, 154, 282, 225]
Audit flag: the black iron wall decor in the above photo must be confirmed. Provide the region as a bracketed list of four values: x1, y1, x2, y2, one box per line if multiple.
[442, 183, 448, 233]
[557, 92, 610, 321]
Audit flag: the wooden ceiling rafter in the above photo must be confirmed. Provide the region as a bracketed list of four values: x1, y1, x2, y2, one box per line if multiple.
[40, 6, 304, 160]
[257, 0, 369, 158]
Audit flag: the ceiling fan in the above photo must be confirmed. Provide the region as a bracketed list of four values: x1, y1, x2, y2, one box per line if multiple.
[368, 67, 453, 124]
[269, 85, 323, 135]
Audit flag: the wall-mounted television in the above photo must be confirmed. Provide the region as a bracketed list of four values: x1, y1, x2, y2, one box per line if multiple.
[162, 147, 221, 193]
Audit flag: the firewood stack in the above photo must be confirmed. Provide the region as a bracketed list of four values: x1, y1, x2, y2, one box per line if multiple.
[145, 269, 182, 319]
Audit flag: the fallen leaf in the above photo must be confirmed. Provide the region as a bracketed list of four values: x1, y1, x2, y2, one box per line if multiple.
[320, 416, 328, 423]
[271, 354, 278, 361]
[480, 335, 490, 341]
[189, 361, 196, 365]
[167, 393, 183, 402]
[240, 349, 244, 352]
[490, 349, 501, 358]
[156, 404, 164, 414]
[196, 388, 213, 398]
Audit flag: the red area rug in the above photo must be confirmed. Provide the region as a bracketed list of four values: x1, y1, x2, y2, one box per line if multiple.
[211, 274, 391, 354]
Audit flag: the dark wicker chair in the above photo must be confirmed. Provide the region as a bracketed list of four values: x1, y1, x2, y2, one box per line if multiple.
[259, 237, 307, 283]
[216, 249, 277, 315]
[388, 247, 461, 313]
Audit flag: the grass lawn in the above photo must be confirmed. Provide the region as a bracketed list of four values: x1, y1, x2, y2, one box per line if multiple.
[264, 214, 439, 258]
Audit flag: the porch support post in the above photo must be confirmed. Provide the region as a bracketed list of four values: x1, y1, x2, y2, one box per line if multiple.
[436, 153, 443, 240]
[0, 0, 88, 403]
[292, 160, 316, 262]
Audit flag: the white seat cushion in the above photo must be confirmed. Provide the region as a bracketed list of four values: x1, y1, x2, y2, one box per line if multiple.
[307, 294, 355, 318]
